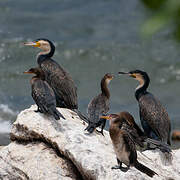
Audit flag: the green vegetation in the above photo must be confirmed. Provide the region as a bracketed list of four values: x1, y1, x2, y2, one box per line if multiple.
[141, 0, 180, 40]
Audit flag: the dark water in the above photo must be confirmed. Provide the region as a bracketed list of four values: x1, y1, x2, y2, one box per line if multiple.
[0, 0, 180, 148]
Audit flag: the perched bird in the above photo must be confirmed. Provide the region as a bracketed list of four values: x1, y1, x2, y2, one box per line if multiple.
[24, 67, 65, 120]
[85, 73, 113, 135]
[117, 111, 171, 152]
[118, 70, 171, 146]
[101, 113, 157, 178]
[24, 39, 78, 109]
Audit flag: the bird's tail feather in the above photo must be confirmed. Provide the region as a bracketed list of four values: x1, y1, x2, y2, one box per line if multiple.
[160, 152, 173, 166]
[49, 108, 65, 120]
[134, 161, 157, 178]
[72, 109, 89, 123]
[146, 138, 171, 153]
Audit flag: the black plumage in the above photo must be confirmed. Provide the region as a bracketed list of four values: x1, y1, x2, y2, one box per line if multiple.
[102, 113, 157, 177]
[24, 39, 78, 109]
[24, 68, 65, 120]
[118, 70, 171, 146]
[85, 73, 113, 135]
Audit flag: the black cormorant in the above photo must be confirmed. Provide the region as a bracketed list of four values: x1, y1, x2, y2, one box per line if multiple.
[24, 39, 78, 109]
[102, 113, 157, 177]
[85, 73, 113, 135]
[24, 67, 65, 120]
[118, 70, 171, 146]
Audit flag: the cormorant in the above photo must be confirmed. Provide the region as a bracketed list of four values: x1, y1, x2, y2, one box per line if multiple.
[24, 39, 78, 109]
[105, 111, 171, 153]
[85, 73, 113, 135]
[24, 67, 65, 120]
[118, 70, 171, 146]
[101, 113, 157, 177]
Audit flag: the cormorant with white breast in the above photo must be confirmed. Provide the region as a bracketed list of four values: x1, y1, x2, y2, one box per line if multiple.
[118, 70, 171, 147]
[24, 67, 65, 120]
[85, 73, 113, 135]
[24, 39, 78, 109]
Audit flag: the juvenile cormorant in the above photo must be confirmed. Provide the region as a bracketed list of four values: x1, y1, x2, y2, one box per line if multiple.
[101, 113, 157, 177]
[118, 70, 171, 146]
[24, 39, 78, 109]
[103, 112, 171, 152]
[24, 67, 65, 120]
[85, 73, 113, 135]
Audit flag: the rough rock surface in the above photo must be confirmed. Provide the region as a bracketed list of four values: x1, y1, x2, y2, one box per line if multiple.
[7, 105, 180, 180]
[0, 142, 81, 180]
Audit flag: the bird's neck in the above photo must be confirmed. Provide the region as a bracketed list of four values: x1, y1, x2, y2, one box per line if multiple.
[101, 78, 110, 98]
[109, 124, 122, 143]
[37, 46, 55, 65]
[37, 54, 47, 65]
[135, 78, 149, 101]
[31, 73, 45, 84]
[30, 76, 39, 84]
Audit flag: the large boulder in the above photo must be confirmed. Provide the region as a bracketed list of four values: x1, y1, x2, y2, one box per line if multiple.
[0, 105, 179, 179]
[0, 142, 81, 180]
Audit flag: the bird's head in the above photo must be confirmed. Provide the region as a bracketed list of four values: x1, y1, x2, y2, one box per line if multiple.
[100, 113, 124, 128]
[23, 67, 45, 79]
[104, 73, 114, 84]
[24, 38, 55, 57]
[118, 70, 150, 90]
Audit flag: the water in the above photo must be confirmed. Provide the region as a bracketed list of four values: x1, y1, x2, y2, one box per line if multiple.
[0, 0, 180, 148]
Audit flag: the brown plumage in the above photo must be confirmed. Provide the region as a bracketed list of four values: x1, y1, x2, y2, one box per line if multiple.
[117, 111, 145, 148]
[24, 67, 65, 120]
[116, 112, 171, 152]
[102, 113, 157, 178]
[85, 73, 113, 135]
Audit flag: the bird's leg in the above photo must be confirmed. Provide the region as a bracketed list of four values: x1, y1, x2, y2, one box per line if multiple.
[112, 158, 122, 169]
[34, 107, 43, 113]
[112, 159, 129, 172]
[96, 114, 107, 136]
[96, 118, 106, 136]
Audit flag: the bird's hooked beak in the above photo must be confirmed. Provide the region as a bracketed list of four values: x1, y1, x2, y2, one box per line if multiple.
[24, 41, 40, 47]
[118, 72, 136, 78]
[23, 71, 33, 74]
[100, 115, 112, 120]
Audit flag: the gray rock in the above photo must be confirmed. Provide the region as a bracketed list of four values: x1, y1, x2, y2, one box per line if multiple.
[9, 105, 180, 180]
[0, 141, 81, 180]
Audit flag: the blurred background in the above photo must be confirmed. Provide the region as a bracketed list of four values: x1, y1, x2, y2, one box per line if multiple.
[0, 0, 180, 148]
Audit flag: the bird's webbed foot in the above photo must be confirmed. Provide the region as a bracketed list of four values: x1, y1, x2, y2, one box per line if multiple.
[112, 159, 122, 170]
[112, 159, 129, 172]
[34, 107, 43, 113]
[96, 129, 104, 136]
[120, 166, 129, 172]
[111, 165, 121, 170]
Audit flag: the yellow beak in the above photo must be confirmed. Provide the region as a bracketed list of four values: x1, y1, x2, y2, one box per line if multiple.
[100, 115, 111, 120]
[24, 41, 40, 47]
[23, 71, 33, 74]
[130, 74, 136, 78]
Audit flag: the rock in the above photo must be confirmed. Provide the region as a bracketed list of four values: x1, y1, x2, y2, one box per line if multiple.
[172, 130, 180, 140]
[8, 105, 180, 180]
[0, 141, 81, 180]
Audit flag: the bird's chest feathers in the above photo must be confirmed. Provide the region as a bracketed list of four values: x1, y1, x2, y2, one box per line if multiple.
[112, 136, 130, 165]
